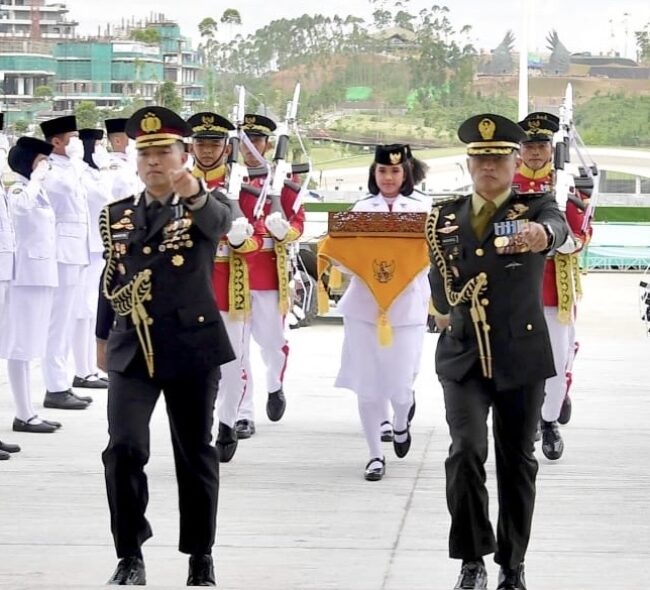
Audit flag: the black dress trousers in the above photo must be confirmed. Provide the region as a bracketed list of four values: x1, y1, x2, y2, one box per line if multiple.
[102, 360, 221, 557]
[441, 369, 544, 569]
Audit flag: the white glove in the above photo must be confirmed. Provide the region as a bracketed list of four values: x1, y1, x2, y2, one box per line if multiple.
[92, 145, 111, 170]
[556, 234, 580, 254]
[227, 217, 254, 247]
[30, 159, 51, 183]
[265, 211, 290, 241]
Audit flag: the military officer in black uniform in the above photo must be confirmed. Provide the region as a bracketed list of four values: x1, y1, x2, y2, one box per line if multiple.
[96, 106, 234, 586]
[426, 114, 568, 590]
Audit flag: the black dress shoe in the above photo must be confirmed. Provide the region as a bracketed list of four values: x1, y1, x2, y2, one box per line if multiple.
[216, 422, 238, 463]
[107, 556, 146, 585]
[73, 374, 108, 389]
[364, 457, 385, 481]
[380, 421, 393, 442]
[541, 420, 564, 460]
[266, 389, 286, 422]
[0, 450, 9, 460]
[558, 394, 572, 424]
[42, 419, 62, 429]
[454, 560, 488, 589]
[13, 417, 58, 433]
[0, 440, 21, 453]
[393, 425, 412, 458]
[497, 563, 526, 590]
[44, 390, 90, 410]
[235, 419, 256, 439]
[187, 554, 216, 586]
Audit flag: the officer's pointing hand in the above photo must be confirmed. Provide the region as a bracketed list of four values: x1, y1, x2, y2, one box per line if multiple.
[169, 168, 201, 198]
[520, 222, 549, 253]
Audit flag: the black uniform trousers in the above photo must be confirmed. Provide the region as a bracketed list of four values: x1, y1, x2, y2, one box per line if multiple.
[102, 361, 221, 558]
[441, 368, 544, 569]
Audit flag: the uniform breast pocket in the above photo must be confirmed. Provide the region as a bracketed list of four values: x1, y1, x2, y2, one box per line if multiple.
[27, 244, 52, 260]
[57, 222, 86, 238]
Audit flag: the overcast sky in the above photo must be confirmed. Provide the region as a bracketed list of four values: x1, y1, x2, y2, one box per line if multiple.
[65, 0, 650, 59]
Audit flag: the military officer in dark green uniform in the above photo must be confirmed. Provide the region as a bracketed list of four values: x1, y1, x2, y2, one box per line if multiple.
[96, 106, 234, 586]
[426, 114, 568, 590]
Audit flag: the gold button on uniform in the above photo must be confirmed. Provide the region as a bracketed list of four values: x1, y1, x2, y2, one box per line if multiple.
[198, 316, 205, 323]
[481, 298, 489, 306]
[143, 246, 152, 255]
[526, 323, 533, 331]
[475, 248, 484, 257]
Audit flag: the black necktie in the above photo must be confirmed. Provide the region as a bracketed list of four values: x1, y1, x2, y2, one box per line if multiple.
[146, 200, 163, 227]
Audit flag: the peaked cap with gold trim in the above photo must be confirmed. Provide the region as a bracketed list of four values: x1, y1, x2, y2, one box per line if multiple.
[374, 143, 409, 166]
[186, 112, 235, 139]
[241, 113, 276, 137]
[518, 111, 560, 143]
[458, 113, 526, 155]
[125, 106, 192, 149]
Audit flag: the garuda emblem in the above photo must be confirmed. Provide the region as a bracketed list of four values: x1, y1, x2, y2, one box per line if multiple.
[373, 259, 395, 283]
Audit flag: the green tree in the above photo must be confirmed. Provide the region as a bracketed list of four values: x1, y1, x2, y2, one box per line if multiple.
[635, 24, 650, 63]
[130, 28, 161, 45]
[34, 85, 53, 99]
[156, 80, 182, 112]
[75, 100, 99, 129]
[14, 120, 29, 134]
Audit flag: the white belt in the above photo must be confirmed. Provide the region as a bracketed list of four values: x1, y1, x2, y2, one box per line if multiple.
[216, 237, 276, 258]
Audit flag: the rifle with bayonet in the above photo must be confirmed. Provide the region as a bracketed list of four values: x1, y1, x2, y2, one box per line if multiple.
[250, 82, 312, 219]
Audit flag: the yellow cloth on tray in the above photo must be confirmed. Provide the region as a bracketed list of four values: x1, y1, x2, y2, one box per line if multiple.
[317, 235, 430, 346]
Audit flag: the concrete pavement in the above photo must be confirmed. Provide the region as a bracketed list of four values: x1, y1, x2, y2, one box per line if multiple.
[1, 271, 649, 589]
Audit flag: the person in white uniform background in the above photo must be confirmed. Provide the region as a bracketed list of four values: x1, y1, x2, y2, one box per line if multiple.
[70, 128, 113, 390]
[0, 137, 62, 435]
[105, 118, 143, 200]
[39, 115, 92, 410]
[0, 113, 23, 459]
[333, 144, 430, 481]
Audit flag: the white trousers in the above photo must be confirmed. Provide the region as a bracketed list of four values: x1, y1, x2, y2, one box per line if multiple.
[239, 290, 289, 421]
[7, 360, 37, 422]
[42, 263, 83, 392]
[73, 252, 103, 377]
[542, 306, 576, 422]
[216, 290, 289, 425]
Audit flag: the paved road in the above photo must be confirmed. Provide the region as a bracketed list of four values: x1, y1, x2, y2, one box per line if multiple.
[0, 272, 648, 589]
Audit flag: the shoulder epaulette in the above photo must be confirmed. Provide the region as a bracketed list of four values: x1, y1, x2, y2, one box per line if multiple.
[108, 194, 136, 208]
[430, 193, 469, 208]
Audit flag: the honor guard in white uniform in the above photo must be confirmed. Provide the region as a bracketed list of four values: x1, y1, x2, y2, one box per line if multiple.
[39, 115, 92, 410]
[105, 118, 144, 200]
[0, 137, 63, 434]
[0, 114, 22, 458]
[321, 145, 430, 481]
[70, 128, 113, 389]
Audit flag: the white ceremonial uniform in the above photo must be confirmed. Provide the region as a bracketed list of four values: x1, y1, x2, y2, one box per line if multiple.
[0, 175, 58, 422]
[41, 153, 90, 392]
[335, 194, 430, 404]
[108, 151, 143, 200]
[0, 173, 14, 306]
[72, 164, 113, 378]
